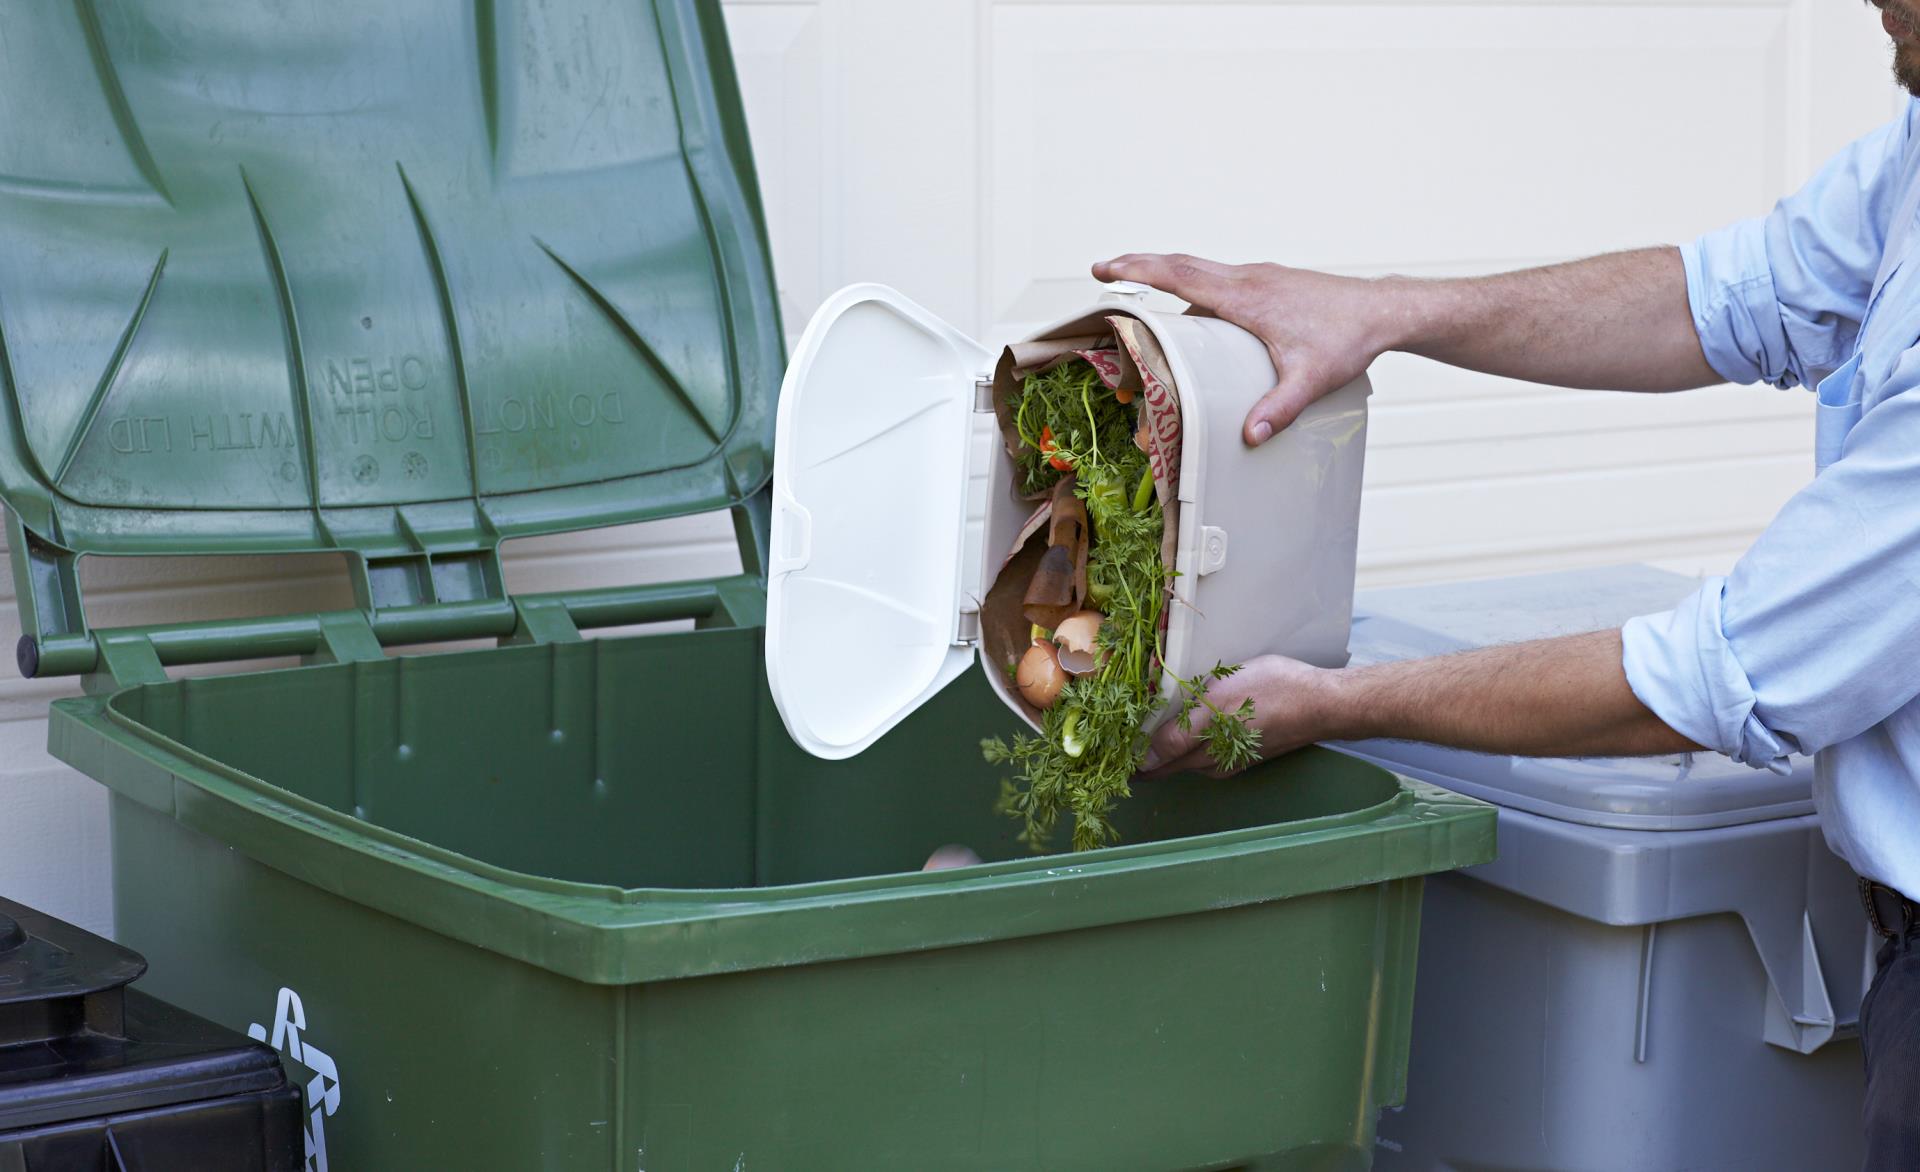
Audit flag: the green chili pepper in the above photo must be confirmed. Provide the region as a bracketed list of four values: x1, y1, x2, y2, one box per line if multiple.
[1132, 465, 1155, 512]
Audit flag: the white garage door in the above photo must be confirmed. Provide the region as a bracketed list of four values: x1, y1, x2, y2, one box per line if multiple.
[0, 3, 1900, 934]
[724, 0, 1898, 584]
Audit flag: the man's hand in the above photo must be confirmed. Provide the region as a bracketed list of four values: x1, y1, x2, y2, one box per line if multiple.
[1143, 655, 1337, 777]
[1142, 630, 1702, 779]
[1092, 254, 1396, 446]
[1093, 247, 1720, 447]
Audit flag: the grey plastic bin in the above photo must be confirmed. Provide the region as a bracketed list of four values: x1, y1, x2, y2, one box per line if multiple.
[1337, 565, 1871, 1172]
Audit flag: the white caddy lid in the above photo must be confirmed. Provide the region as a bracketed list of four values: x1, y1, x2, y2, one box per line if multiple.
[765, 284, 994, 759]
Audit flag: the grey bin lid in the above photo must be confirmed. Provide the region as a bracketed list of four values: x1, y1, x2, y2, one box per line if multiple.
[1334, 564, 1815, 832]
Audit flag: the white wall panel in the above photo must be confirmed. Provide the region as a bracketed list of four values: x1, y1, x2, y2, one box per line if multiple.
[721, 1, 831, 329]
[985, 3, 1785, 327]
[727, 0, 1889, 588]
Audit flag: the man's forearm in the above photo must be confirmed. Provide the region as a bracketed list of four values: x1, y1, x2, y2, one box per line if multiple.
[1316, 630, 1702, 759]
[1374, 247, 1723, 393]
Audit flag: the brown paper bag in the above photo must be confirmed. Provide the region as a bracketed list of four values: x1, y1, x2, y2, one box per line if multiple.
[980, 314, 1186, 683]
[1107, 316, 1183, 579]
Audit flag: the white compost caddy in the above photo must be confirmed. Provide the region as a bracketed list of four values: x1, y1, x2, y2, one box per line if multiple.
[764, 281, 1371, 758]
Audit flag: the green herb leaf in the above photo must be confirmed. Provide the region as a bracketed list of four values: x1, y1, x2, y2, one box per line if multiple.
[984, 356, 1259, 851]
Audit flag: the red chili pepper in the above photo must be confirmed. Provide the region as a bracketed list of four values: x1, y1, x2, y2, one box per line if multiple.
[1039, 425, 1072, 469]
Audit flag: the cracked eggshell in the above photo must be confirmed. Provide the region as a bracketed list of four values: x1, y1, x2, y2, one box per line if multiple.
[1053, 610, 1106, 675]
[1016, 639, 1067, 708]
[922, 844, 983, 871]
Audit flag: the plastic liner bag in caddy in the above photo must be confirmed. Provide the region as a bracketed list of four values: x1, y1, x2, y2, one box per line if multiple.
[764, 282, 1371, 852]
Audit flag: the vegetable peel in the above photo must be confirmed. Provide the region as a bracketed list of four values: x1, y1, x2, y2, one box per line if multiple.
[983, 353, 1260, 852]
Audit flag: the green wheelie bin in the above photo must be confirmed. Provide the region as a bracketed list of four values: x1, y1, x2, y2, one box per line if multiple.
[0, 2, 1495, 1168]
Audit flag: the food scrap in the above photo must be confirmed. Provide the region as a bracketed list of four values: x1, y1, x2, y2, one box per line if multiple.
[982, 350, 1263, 853]
[921, 844, 983, 872]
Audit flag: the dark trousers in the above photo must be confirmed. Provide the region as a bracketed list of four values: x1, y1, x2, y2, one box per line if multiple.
[1863, 893, 1920, 1170]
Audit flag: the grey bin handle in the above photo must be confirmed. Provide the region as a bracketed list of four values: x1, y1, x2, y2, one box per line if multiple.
[1463, 803, 1872, 1056]
[1737, 847, 1872, 1054]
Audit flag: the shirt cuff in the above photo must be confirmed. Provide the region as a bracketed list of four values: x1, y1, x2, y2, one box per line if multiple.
[1681, 220, 1798, 389]
[1620, 578, 1797, 774]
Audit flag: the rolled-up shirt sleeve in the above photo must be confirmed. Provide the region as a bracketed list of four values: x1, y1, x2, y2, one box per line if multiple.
[1621, 579, 1797, 771]
[1623, 344, 1920, 769]
[1683, 104, 1914, 390]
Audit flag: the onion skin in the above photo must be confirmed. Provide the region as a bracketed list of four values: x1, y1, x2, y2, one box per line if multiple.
[1049, 477, 1092, 606]
[1016, 640, 1067, 709]
[1023, 545, 1077, 630]
[1023, 475, 1091, 629]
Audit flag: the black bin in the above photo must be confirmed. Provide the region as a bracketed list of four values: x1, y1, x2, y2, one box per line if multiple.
[0, 897, 301, 1171]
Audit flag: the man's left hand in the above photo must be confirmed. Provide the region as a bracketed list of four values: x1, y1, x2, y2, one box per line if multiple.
[1138, 631, 1700, 780]
[1142, 655, 1334, 778]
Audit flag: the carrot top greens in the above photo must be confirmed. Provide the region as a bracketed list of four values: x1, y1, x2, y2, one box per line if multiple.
[984, 358, 1261, 853]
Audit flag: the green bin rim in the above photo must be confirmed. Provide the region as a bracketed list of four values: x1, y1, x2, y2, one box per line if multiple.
[53, 654, 1495, 986]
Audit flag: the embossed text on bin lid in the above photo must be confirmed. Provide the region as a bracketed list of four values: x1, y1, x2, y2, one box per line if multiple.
[0, 0, 779, 560]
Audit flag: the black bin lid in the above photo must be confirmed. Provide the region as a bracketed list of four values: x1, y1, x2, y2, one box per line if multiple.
[0, 897, 287, 1134]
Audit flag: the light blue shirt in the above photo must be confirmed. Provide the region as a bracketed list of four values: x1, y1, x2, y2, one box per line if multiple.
[1622, 100, 1920, 898]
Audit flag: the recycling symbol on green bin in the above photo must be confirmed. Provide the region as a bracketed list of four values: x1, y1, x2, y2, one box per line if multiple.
[248, 986, 342, 1172]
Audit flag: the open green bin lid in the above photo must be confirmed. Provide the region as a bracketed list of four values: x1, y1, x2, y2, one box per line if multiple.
[0, 0, 781, 675]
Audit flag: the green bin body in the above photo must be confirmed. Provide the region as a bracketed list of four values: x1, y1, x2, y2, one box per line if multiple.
[0, 1, 1494, 1167]
[52, 628, 1489, 1171]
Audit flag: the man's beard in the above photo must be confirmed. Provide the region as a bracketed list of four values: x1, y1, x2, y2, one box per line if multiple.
[1900, 43, 1920, 97]
[1881, 0, 1920, 95]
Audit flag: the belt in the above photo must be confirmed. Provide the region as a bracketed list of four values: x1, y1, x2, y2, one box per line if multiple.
[1861, 878, 1918, 940]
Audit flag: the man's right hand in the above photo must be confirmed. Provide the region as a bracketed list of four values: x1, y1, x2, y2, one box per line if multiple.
[1094, 246, 1718, 446]
[1092, 253, 1397, 447]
